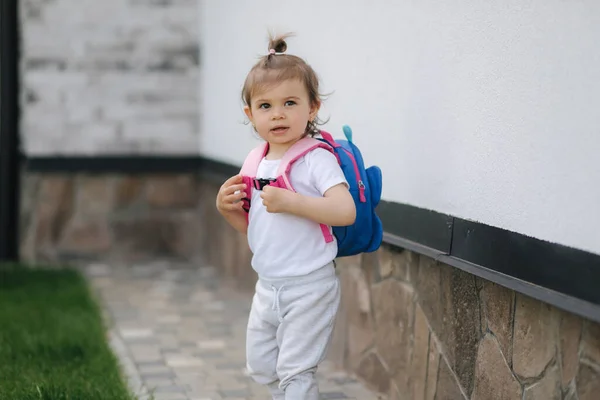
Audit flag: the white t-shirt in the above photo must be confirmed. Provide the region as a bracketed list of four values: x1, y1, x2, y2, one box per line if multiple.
[247, 148, 348, 279]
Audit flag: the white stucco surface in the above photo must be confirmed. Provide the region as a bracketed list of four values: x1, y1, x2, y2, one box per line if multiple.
[199, 1, 600, 255]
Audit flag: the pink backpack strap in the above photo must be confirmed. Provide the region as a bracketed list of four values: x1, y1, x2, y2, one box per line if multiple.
[276, 137, 336, 243]
[240, 142, 269, 176]
[239, 137, 337, 244]
[319, 130, 341, 148]
[276, 137, 334, 188]
[240, 142, 269, 216]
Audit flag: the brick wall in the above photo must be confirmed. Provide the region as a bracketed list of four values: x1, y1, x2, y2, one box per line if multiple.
[20, 0, 199, 155]
[18, 0, 202, 264]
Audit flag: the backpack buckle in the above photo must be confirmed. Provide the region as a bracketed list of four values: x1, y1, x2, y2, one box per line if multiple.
[253, 178, 276, 190]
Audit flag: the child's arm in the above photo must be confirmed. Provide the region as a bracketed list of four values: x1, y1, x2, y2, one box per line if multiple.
[260, 148, 356, 226]
[220, 209, 248, 234]
[289, 184, 356, 226]
[216, 175, 248, 234]
[260, 184, 355, 226]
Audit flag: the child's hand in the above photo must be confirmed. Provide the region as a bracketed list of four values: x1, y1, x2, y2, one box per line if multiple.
[260, 185, 296, 213]
[216, 175, 247, 213]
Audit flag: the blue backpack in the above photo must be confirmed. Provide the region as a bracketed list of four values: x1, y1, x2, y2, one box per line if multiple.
[239, 125, 383, 257]
[318, 125, 383, 257]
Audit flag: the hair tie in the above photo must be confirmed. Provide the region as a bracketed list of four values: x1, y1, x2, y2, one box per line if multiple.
[268, 48, 286, 56]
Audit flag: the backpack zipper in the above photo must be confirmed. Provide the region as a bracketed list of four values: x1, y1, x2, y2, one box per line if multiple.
[341, 148, 366, 203]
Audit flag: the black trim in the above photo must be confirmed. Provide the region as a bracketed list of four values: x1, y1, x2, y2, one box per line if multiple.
[384, 232, 600, 324]
[0, 0, 20, 262]
[24, 156, 207, 174]
[451, 219, 600, 306]
[383, 210, 600, 323]
[24, 155, 242, 179]
[22, 155, 600, 323]
[378, 201, 453, 253]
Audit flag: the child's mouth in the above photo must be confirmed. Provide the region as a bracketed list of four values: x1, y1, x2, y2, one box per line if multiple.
[271, 126, 289, 135]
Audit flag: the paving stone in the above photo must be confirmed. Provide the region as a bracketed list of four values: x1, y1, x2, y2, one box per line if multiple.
[218, 389, 250, 397]
[139, 364, 172, 374]
[166, 355, 205, 368]
[145, 378, 175, 388]
[137, 360, 167, 368]
[121, 328, 154, 338]
[153, 394, 189, 400]
[194, 351, 225, 359]
[198, 340, 227, 350]
[89, 263, 380, 400]
[321, 393, 351, 399]
[142, 371, 177, 380]
[153, 385, 190, 393]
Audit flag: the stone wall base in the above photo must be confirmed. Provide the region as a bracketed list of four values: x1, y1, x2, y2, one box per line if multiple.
[19, 173, 600, 399]
[19, 171, 206, 265]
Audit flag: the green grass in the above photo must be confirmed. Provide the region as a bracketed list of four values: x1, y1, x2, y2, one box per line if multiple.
[0, 264, 135, 400]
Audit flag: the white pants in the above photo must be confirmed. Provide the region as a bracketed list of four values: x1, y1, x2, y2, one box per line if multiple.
[245, 263, 341, 400]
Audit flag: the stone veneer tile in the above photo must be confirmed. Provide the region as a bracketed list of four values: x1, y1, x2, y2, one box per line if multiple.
[76, 176, 116, 215]
[111, 216, 177, 257]
[512, 294, 558, 379]
[377, 244, 396, 280]
[472, 334, 522, 400]
[58, 216, 113, 254]
[328, 271, 348, 367]
[146, 175, 198, 209]
[31, 177, 75, 251]
[481, 281, 515, 362]
[406, 250, 420, 283]
[372, 279, 414, 376]
[559, 310, 582, 387]
[576, 362, 600, 400]
[361, 251, 380, 284]
[409, 304, 430, 399]
[580, 320, 600, 365]
[523, 364, 561, 400]
[114, 176, 144, 208]
[416, 258, 481, 395]
[342, 263, 375, 363]
[425, 339, 441, 400]
[355, 352, 390, 395]
[434, 358, 466, 400]
[416, 256, 442, 333]
[388, 383, 402, 400]
[378, 244, 417, 282]
[440, 267, 480, 395]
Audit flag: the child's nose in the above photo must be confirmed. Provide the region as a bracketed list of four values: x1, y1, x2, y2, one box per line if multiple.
[271, 108, 285, 119]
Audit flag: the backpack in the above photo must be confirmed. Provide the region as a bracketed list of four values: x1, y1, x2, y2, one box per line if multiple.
[239, 125, 383, 258]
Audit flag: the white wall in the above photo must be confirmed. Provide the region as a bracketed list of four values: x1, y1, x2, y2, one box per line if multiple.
[199, 0, 600, 255]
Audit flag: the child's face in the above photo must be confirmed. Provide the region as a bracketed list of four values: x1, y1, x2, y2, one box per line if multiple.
[245, 79, 319, 152]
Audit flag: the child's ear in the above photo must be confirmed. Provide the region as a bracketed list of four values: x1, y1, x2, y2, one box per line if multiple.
[244, 106, 254, 124]
[309, 100, 321, 121]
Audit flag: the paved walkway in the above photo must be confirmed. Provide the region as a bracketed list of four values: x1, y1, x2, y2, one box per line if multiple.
[83, 261, 381, 400]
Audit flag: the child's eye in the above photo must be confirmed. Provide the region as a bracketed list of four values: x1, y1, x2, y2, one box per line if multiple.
[259, 103, 270, 109]
[285, 101, 296, 106]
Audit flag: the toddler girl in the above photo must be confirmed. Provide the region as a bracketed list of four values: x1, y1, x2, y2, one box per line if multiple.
[216, 33, 356, 400]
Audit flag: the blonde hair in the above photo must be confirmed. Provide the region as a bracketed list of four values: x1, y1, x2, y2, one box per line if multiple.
[242, 33, 325, 136]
